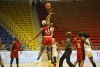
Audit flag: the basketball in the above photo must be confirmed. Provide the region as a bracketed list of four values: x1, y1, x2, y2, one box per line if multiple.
[45, 3, 51, 9]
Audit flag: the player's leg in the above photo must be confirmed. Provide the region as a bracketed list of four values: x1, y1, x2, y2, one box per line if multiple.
[46, 47, 49, 60]
[59, 52, 66, 67]
[34, 44, 45, 64]
[47, 46, 53, 63]
[47, 36, 53, 66]
[47, 45, 52, 63]
[53, 52, 57, 67]
[0, 60, 4, 67]
[65, 49, 74, 67]
[78, 61, 81, 67]
[88, 49, 96, 67]
[89, 56, 96, 67]
[51, 47, 53, 63]
[74, 60, 79, 67]
[0, 55, 4, 67]
[16, 58, 19, 67]
[10, 57, 14, 67]
[80, 49, 85, 67]
[53, 56, 56, 67]
[80, 60, 84, 67]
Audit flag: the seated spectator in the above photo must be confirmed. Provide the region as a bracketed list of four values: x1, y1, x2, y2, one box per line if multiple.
[6, 42, 12, 51]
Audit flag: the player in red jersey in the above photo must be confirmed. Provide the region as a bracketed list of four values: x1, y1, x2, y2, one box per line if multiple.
[29, 12, 54, 66]
[10, 37, 22, 67]
[74, 32, 88, 67]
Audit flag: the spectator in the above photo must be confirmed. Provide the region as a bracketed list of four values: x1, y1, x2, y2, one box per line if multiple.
[6, 42, 12, 51]
[32, 0, 35, 10]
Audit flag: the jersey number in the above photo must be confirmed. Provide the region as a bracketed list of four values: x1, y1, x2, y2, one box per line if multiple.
[77, 43, 81, 48]
[45, 29, 50, 34]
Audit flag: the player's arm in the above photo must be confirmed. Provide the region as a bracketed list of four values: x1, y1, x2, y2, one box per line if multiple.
[56, 42, 61, 51]
[61, 40, 65, 45]
[29, 28, 43, 42]
[89, 38, 93, 46]
[61, 40, 69, 48]
[10, 41, 15, 57]
[56, 42, 62, 53]
[46, 14, 51, 25]
[20, 43, 22, 54]
[82, 37, 88, 45]
[46, 11, 54, 25]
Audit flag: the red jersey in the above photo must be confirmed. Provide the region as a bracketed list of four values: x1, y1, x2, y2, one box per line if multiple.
[75, 37, 85, 60]
[12, 41, 20, 58]
[13, 41, 20, 51]
[42, 25, 51, 36]
[75, 37, 84, 51]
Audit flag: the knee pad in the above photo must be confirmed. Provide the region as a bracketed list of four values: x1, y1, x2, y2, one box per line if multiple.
[47, 47, 52, 53]
[40, 47, 44, 52]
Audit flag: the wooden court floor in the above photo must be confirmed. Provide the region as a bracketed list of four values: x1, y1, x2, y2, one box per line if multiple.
[4, 61, 100, 67]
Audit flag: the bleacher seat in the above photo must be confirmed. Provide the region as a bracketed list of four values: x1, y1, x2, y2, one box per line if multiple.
[0, 2, 38, 50]
[36, 1, 100, 50]
[0, 25, 13, 49]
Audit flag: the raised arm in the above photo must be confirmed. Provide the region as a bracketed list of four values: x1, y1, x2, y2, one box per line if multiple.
[46, 13, 52, 25]
[29, 28, 43, 42]
[46, 9, 54, 25]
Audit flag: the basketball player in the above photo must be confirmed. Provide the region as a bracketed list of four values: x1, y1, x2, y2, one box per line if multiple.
[59, 31, 75, 67]
[10, 37, 22, 67]
[46, 22, 55, 63]
[50, 22, 55, 37]
[83, 33, 96, 67]
[74, 32, 88, 67]
[0, 38, 4, 67]
[52, 38, 61, 67]
[29, 12, 54, 66]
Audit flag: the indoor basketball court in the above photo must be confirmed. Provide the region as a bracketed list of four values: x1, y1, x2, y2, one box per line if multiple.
[4, 61, 100, 67]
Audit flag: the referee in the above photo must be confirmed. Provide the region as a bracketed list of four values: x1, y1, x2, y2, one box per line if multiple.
[59, 31, 74, 67]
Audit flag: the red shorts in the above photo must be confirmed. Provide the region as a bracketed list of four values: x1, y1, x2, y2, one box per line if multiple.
[11, 51, 18, 58]
[42, 36, 52, 46]
[77, 50, 85, 61]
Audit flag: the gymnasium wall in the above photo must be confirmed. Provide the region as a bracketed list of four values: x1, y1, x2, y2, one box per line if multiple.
[0, 50, 100, 64]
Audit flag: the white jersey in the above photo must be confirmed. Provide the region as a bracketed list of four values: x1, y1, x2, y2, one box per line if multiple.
[84, 38, 91, 48]
[50, 27, 54, 36]
[84, 38, 93, 57]
[52, 42, 58, 57]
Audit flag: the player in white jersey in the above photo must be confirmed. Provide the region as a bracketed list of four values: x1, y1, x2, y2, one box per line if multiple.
[50, 22, 55, 37]
[52, 38, 61, 67]
[83, 33, 96, 67]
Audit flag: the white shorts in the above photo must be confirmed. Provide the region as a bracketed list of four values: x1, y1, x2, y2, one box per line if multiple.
[52, 51, 58, 57]
[85, 48, 93, 57]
